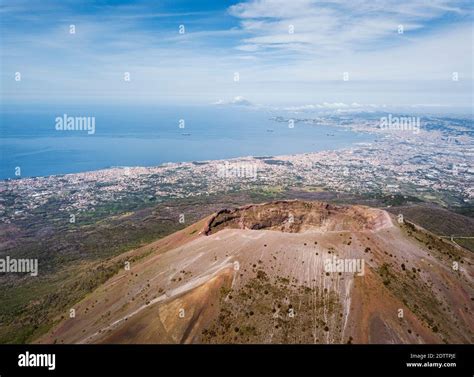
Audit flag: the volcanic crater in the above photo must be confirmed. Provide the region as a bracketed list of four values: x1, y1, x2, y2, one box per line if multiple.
[38, 201, 474, 344]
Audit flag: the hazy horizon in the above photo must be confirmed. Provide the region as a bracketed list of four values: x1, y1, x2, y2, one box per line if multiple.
[1, 0, 473, 107]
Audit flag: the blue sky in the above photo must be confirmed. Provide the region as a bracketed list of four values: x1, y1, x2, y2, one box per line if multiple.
[1, 0, 473, 108]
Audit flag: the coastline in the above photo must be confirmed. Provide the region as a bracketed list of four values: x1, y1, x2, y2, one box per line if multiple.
[1, 113, 472, 227]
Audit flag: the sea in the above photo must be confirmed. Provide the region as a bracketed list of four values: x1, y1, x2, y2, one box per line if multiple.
[0, 104, 375, 179]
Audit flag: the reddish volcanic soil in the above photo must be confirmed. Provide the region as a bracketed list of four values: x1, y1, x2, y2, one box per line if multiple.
[37, 201, 474, 344]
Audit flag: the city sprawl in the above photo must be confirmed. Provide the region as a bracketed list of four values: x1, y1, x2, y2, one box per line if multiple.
[1, 113, 472, 224]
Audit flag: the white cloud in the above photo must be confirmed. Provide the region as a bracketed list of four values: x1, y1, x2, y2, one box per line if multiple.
[1, 0, 472, 107]
[213, 96, 255, 106]
[283, 102, 379, 111]
[228, 0, 470, 56]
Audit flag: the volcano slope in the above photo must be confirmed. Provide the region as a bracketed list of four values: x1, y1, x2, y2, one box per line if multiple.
[38, 201, 473, 344]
